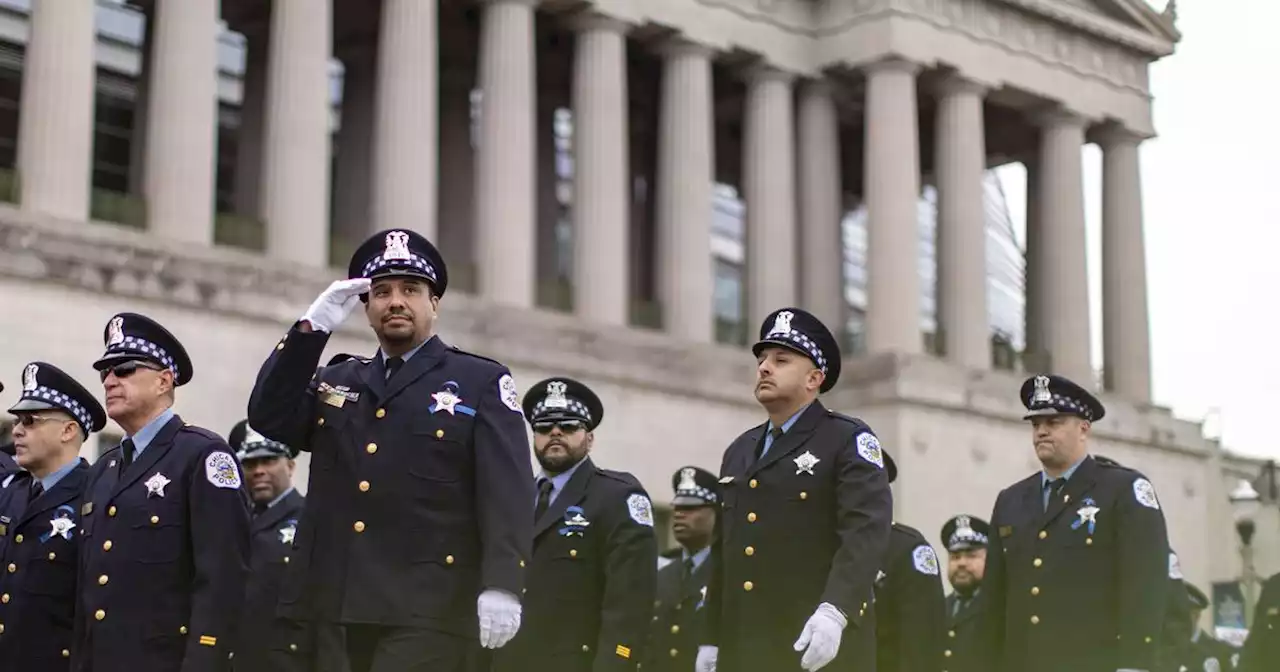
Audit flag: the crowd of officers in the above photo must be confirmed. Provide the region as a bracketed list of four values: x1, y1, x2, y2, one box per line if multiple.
[0, 226, 1276, 672]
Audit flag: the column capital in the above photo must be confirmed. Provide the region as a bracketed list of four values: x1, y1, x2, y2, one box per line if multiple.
[1031, 105, 1088, 129]
[566, 11, 631, 35]
[742, 63, 794, 85]
[934, 73, 989, 98]
[654, 36, 714, 60]
[1093, 123, 1150, 149]
[863, 57, 921, 77]
[476, 0, 541, 6]
[799, 78, 837, 96]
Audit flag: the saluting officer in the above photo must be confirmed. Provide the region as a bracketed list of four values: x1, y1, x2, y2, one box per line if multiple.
[1238, 572, 1277, 672]
[0, 379, 19, 477]
[977, 374, 1170, 672]
[698, 308, 893, 672]
[0, 363, 105, 670]
[247, 229, 533, 672]
[939, 514, 991, 672]
[492, 377, 658, 672]
[874, 452, 946, 672]
[228, 420, 309, 672]
[75, 313, 251, 672]
[644, 466, 720, 672]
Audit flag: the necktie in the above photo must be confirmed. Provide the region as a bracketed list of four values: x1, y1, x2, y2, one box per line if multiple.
[28, 480, 43, 501]
[252, 502, 269, 519]
[120, 437, 137, 469]
[1044, 478, 1066, 511]
[757, 426, 784, 462]
[681, 557, 695, 589]
[385, 356, 404, 381]
[534, 479, 554, 521]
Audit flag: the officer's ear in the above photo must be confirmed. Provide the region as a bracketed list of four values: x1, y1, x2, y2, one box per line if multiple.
[806, 367, 825, 393]
[583, 431, 594, 453]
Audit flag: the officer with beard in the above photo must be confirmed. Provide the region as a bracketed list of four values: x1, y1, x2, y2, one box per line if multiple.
[491, 377, 657, 672]
[939, 514, 990, 672]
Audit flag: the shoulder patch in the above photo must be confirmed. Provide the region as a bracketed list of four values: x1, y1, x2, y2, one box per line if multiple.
[626, 493, 654, 527]
[856, 432, 884, 469]
[204, 451, 243, 490]
[912, 545, 940, 575]
[498, 374, 522, 413]
[1133, 477, 1160, 510]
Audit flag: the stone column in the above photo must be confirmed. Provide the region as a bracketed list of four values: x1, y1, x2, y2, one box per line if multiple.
[474, 0, 538, 307]
[570, 15, 630, 326]
[332, 49, 377, 260]
[234, 29, 268, 218]
[796, 79, 844, 332]
[934, 75, 990, 369]
[372, 0, 438, 239]
[863, 59, 923, 355]
[436, 70, 476, 279]
[655, 39, 714, 343]
[17, 0, 96, 220]
[144, 0, 219, 244]
[1099, 126, 1152, 402]
[1023, 158, 1045, 366]
[743, 66, 797, 328]
[1034, 108, 1092, 383]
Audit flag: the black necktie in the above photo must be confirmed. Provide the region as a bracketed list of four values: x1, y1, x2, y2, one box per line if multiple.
[534, 479, 554, 521]
[1044, 478, 1066, 511]
[28, 480, 43, 501]
[681, 557, 695, 589]
[756, 426, 784, 462]
[385, 356, 404, 381]
[120, 438, 137, 469]
[252, 502, 269, 519]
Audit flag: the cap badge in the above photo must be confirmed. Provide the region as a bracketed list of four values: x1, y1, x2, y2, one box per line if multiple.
[244, 424, 268, 446]
[678, 467, 697, 491]
[106, 316, 125, 347]
[383, 230, 412, 261]
[21, 364, 38, 392]
[955, 515, 972, 536]
[768, 310, 795, 337]
[545, 381, 569, 409]
[1032, 375, 1052, 404]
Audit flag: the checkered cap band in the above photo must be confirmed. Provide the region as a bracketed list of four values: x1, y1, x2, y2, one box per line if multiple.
[948, 528, 989, 549]
[675, 485, 718, 504]
[772, 331, 827, 374]
[237, 439, 290, 460]
[532, 398, 593, 424]
[108, 337, 176, 375]
[27, 386, 93, 431]
[361, 253, 438, 284]
[1030, 394, 1095, 421]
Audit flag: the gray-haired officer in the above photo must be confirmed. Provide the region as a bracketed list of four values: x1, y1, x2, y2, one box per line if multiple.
[491, 377, 658, 672]
[940, 514, 990, 672]
[699, 308, 893, 672]
[0, 363, 105, 669]
[229, 420, 308, 672]
[977, 374, 1170, 672]
[645, 466, 720, 672]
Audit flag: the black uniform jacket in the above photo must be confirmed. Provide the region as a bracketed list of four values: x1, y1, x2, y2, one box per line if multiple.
[0, 453, 17, 478]
[944, 589, 986, 672]
[0, 461, 89, 670]
[73, 417, 252, 672]
[875, 522, 946, 672]
[704, 402, 893, 672]
[643, 548, 712, 672]
[1240, 572, 1280, 672]
[977, 454, 1170, 672]
[234, 489, 308, 672]
[1182, 631, 1239, 672]
[246, 328, 534, 636]
[492, 458, 658, 672]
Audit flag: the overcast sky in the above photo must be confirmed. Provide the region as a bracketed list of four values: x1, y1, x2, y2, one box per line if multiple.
[994, 0, 1280, 460]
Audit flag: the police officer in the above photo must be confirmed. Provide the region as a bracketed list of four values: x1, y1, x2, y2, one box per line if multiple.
[874, 453, 945, 672]
[247, 229, 533, 672]
[645, 466, 720, 672]
[492, 377, 657, 672]
[228, 420, 309, 672]
[977, 374, 1170, 672]
[75, 313, 252, 672]
[0, 380, 19, 477]
[1240, 572, 1279, 671]
[940, 514, 990, 672]
[1180, 581, 1238, 671]
[0, 362, 104, 670]
[698, 308, 893, 672]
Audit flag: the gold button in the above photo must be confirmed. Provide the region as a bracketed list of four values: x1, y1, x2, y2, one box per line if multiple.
[103, 540, 112, 551]
[95, 609, 106, 621]
[749, 479, 758, 489]
[6, 564, 14, 573]
[949, 630, 955, 638]
[582, 645, 590, 652]
[180, 626, 188, 634]
[435, 429, 444, 438]
[747, 512, 757, 523]
[1033, 558, 1042, 568]
[284, 556, 290, 563]
[1030, 615, 1040, 625]
[570, 549, 578, 558]
[151, 516, 159, 524]
[108, 506, 117, 517]
[359, 481, 370, 492]
[1, 594, 8, 604]
[365, 443, 377, 454]
[744, 546, 755, 556]
[0, 624, 4, 633]
[290, 643, 298, 652]
[376, 409, 386, 419]
[743, 581, 754, 591]
[276, 343, 285, 351]
[99, 575, 108, 586]
[670, 648, 679, 657]
[446, 555, 455, 565]
[799, 491, 808, 500]
[1143, 636, 1152, 644]
[1031, 586, 1040, 596]
[47, 553, 55, 561]
[13, 535, 21, 544]
[317, 418, 325, 426]
[1038, 530, 1047, 539]
[519, 560, 525, 568]
[1086, 537, 1093, 546]
[945, 650, 952, 658]
[671, 624, 680, 634]
[353, 521, 366, 533]
[62, 649, 69, 658]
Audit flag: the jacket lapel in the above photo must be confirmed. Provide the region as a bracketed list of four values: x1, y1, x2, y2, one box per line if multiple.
[17, 460, 89, 529]
[252, 490, 304, 534]
[112, 416, 184, 499]
[534, 458, 594, 539]
[683, 554, 713, 601]
[357, 354, 388, 403]
[382, 337, 448, 404]
[746, 402, 825, 478]
[1039, 455, 1099, 530]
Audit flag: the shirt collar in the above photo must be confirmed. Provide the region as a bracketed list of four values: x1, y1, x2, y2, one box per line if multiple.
[766, 403, 812, 435]
[682, 545, 712, 571]
[129, 407, 175, 454]
[380, 336, 433, 365]
[266, 487, 296, 509]
[1041, 455, 1087, 488]
[39, 459, 80, 492]
[538, 456, 588, 494]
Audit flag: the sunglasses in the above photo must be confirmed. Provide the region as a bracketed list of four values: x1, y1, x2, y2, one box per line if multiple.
[99, 360, 165, 382]
[14, 414, 67, 428]
[532, 420, 586, 435]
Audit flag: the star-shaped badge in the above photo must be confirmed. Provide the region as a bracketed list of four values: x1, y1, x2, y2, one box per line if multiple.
[431, 390, 460, 415]
[49, 516, 77, 540]
[1076, 505, 1099, 525]
[144, 472, 171, 498]
[794, 450, 820, 475]
[279, 524, 296, 545]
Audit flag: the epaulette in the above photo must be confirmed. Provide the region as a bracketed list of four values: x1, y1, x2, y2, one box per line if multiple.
[597, 467, 643, 489]
[179, 424, 226, 444]
[892, 521, 928, 540]
[448, 346, 505, 369]
[827, 409, 870, 429]
[326, 353, 370, 367]
[1093, 455, 1134, 471]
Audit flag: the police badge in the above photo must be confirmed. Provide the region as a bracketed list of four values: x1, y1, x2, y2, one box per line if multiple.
[22, 363, 38, 392]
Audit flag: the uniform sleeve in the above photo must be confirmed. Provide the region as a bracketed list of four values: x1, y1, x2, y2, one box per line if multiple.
[473, 367, 535, 597]
[975, 491, 1009, 672]
[702, 451, 733, 648]
[593, 489, 658, 671]
[894, 543, 947, 671]
[819, 427, 892, 625]
[246, 324, 331, 450]
[182, 443, 252, 672]
[1116, 474, 1171, 669]
[1239, 574, 1279, 672]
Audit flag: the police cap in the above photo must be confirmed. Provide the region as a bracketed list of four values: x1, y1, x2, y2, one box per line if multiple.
[92, 312, 194, 386]
[8, 362, 107, 437]
[940, 514, 990, 552]
[348, 229, 448, 297]
[229, 419, 296, 461]
[522, 377, 604, 431]
[671, 466, 720, 507]
[1183, 581, 1210, 611]
[884, 449, 898, 484]
[753, 308, 841, 393]
[1020, 373, 1105, 422]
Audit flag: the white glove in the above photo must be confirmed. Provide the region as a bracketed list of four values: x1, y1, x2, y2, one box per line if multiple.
[792, 602, 847, 671]
[695, 645, 718, 672]
[301, 278, 371, 333]
[477, 588, 522, 649]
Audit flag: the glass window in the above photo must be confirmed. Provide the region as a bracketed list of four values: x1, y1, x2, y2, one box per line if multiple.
[713, 259, 743, 323]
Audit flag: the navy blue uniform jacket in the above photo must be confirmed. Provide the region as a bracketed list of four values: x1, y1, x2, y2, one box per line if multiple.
[234, 489, 308, 672]
[875, 522, 946, 672]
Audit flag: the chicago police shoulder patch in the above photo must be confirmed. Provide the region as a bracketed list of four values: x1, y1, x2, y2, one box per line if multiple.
[626, 493, 654, 527]
[205, 451, 242, 490]
[856, 432, 884, 469]
[1132, 477, 1160, 510]
[912, 545, 940, 575]
[498, 374, 522, 414]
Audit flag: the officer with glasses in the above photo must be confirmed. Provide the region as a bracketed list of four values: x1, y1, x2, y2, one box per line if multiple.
[0, 362, 104, 670]
[74, 312, 251, 672]
[491, 377, 657, 672]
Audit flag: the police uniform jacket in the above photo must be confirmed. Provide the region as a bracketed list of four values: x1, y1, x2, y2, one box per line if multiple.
[73, 417, 252, 672]
[234, 489, 308, 672]
[0, 462, 89, 670]
[0, 452, 17, 478]
[943, 589, 986, 672]
[1240, 572, 1280, 672]
[643, 549, 712, 672]
[704, 402, 893, 672]
[491, 458, 658, 672]
[1181, 632, 1239, 672]
[246, 330, 534, 636]
[977, 455, 1170, 672]
[875, 522, 945, 672]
